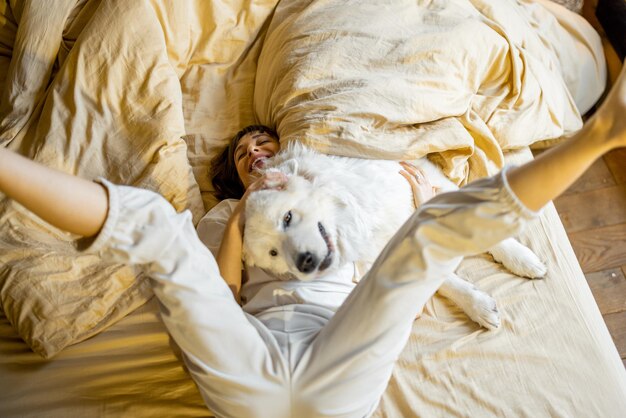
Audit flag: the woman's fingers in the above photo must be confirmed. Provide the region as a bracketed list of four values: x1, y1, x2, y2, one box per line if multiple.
[261, 171, 288, 189]
[399, 164, 439, 208]
[399, 161, 426, 184]
[399, 170, 417, 190]
[249, 171, 288, 193]
[399, 161, 417, 176]
[399, 169, 421, 208]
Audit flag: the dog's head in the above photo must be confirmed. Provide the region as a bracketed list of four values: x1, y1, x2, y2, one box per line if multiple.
[243, 169, 346, 281]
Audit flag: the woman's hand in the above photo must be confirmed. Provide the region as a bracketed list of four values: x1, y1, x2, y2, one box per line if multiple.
[231, 171, 289, 230]
[399, 161, 439, 209]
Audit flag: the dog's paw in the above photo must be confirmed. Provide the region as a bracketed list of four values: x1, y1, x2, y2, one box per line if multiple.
[500, 249, 547, 279]
[468, 292, 500, 330]
[457, 289, 501, 330]
[489, 239, 547, 279]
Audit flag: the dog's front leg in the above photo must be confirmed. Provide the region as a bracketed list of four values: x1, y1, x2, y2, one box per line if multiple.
[437, 273, 501, 330]
[488, 238, 547, 279]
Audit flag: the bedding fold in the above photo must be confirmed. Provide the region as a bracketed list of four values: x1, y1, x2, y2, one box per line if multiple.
[254, 0, 606, 184]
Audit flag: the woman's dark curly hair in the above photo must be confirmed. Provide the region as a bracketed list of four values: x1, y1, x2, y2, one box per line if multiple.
[210, 124, 278, 201]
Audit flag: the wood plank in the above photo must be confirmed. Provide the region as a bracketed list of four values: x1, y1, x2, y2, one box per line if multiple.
[562, 157, 615, 195]
[568, 223, 626, 273]
[604, 148, 626, 185]
[604, 311, 626, 359]
[553, 185, 626, 233]
[585, 268, 626, 314]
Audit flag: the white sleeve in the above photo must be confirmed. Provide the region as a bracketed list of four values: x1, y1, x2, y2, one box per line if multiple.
[79, 178, 233, 299]
[196, 199, 240, 258]
[417, 165, 539, 255]
[78, 181, 281, 406]
[366, 166, 540, 287]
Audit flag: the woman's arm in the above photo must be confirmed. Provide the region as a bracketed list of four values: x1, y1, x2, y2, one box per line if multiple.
[216, 171, 288, 302]
[0, 147, 108, 237]
[507, 63, 626, 211]
[216, 209, 246, 304]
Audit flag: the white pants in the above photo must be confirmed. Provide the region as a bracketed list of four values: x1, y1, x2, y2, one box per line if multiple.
[83, 168, 536, 418]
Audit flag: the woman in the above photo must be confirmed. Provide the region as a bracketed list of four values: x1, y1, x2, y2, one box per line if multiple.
[202, 124, 436, 302]
[1, 66, 624, 418]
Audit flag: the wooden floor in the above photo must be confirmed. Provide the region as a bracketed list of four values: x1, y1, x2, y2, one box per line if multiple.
[551, 148, 626, 368]
[550, 0, 626, 370]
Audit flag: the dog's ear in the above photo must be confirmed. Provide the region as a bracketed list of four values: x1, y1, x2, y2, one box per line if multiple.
[279, 158, 317, 183]
[281, 158, 299, 176]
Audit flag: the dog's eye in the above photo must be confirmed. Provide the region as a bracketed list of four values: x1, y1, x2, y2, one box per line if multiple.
[269, 249, 278, 257]
[283, 210, 292, 228]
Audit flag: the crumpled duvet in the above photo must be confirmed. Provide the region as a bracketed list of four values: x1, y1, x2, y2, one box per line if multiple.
[255, 0, 605, 183]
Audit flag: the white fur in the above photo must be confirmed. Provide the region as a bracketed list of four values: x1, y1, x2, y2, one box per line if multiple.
[244, 143, 546, 328]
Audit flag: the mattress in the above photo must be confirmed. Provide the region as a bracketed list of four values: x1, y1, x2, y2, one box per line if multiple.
[1, 0, 625, 416]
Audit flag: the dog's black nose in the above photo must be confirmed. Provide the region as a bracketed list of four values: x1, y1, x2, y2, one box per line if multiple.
[296, 251, 318, 273]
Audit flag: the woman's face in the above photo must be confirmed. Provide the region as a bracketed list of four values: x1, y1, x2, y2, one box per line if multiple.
[234, 131, 280, 189]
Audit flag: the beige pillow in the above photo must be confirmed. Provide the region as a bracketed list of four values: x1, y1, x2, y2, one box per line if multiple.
[0, 1, 203, 358]
[0, 204, 153, 358]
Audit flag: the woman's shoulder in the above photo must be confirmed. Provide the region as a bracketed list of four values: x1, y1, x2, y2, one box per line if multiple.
[196, 198, 240, 255]
[199, 198, 240, 223]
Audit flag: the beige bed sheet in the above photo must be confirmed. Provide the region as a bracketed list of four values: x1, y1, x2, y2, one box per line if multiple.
[1, 149, 625, 417]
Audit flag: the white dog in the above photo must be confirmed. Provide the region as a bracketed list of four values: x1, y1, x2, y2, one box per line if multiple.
[243, 144, 546, 329]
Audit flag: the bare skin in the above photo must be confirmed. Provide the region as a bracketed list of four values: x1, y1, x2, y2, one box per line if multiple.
[0, 64, 625, 300]
[507, 64, 626, 211]
[399, 161, 440, 208]
[215, 131, 283, 301]
[0, 150, 108, 237]
[217, 170, 288, 303]
[233, 131, 281, 189]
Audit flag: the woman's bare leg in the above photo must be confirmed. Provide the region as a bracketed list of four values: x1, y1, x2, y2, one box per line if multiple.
[508, 64, 626, 211]
[0, 148, 108, 237]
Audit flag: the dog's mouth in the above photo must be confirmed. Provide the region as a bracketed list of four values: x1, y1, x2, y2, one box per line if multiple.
[318, 222, 334, 272]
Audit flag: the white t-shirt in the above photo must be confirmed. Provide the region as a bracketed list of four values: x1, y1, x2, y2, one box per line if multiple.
[196, 199, 360, 315]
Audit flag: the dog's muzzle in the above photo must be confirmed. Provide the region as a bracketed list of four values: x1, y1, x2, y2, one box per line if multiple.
[296, 251, 319, 273]
[294, 222, 334, 274]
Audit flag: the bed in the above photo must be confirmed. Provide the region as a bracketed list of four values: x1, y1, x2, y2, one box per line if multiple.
[0, 0, 625, 416]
